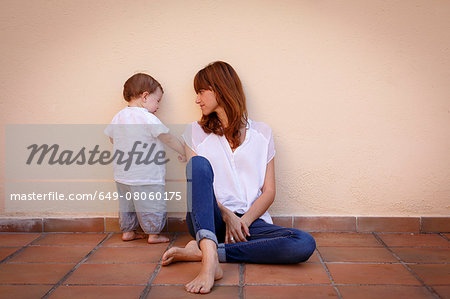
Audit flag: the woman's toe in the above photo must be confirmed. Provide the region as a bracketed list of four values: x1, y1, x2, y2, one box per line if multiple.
[193, 285, 201, 293]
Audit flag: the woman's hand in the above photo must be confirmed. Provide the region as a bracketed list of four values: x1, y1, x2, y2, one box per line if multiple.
[222, 211, 250, 243]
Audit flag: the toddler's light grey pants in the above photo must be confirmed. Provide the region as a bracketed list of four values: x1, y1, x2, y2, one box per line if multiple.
[116, 182, 167, 234]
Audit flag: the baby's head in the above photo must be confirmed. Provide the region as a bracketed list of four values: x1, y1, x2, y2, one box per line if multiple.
[123, 73, 163, 113]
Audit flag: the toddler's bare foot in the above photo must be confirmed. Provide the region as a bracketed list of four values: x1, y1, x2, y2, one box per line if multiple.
[161, 240, 202, 266]
[185, 240, 222, 294]
[122, 231, 146, 241]
[148, 234, 170, 244]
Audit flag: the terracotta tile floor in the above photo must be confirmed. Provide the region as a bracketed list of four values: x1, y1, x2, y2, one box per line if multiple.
[0, 232, 448, 298]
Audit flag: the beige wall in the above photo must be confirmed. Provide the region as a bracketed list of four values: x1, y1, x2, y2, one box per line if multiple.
[1, 0, 449, 217]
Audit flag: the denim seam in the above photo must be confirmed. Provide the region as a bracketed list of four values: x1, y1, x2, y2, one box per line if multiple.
[189, 200, 203, 233]
[224, 233, 295, 249]
[244, 230, 294, 240]
[250, 232, 292, 238]
[189, 199, 218, 246]
[191, 210, 200, 230]
[249, 228, 297, 237]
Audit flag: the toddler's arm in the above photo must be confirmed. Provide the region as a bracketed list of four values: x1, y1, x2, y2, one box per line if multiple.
[158, 133, 186, 162]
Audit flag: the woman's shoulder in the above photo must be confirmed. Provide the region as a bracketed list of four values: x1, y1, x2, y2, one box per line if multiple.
[183, 121, 211, 148]
[185, 121, 205, 134]
[249, 119, 273, 138]
[188, 121, 201, 129]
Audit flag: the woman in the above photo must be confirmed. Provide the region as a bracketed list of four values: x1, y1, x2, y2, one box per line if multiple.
[162, 61, 316, 294]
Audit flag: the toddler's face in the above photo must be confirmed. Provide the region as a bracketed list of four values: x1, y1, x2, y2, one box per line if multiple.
[144, 87, 163, 113]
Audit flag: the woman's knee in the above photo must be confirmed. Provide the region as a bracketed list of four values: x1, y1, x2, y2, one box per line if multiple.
[186, 156, 213, 180]
[288, 229, 316, 263]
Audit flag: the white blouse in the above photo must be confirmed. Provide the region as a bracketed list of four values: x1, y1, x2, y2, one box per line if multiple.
[183, 119, 275, 223]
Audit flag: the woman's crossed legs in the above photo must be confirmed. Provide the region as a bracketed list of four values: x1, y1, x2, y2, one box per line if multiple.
[162, 156, 316, 293]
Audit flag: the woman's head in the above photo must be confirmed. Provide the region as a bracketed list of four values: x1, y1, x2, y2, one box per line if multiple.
[123, 73, 163, 102]
[194, 61, 248, 149]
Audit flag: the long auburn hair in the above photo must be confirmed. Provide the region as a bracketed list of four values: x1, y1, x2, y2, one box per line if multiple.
[194, 61, 248, 149]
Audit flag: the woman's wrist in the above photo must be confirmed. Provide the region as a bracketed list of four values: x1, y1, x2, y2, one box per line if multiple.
[222, 210, 235, 223]
[241, 214, 253, 227]
[218, 204, 233, 222]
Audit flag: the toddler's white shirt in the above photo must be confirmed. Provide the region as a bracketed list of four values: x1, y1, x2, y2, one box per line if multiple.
[105, 107, 169, 185]
[183, 119, 275, 224]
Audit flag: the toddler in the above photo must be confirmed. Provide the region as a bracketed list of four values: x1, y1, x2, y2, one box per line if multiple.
[105, 73, 186, 243]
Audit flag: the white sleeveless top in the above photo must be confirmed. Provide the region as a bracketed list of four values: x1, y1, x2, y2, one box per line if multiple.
[183, 119, 275, 223]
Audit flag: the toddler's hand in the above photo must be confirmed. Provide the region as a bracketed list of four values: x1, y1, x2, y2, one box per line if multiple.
[178, 154, 187, 163]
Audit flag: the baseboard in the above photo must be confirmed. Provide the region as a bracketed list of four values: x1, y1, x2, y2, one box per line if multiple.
[0, 216, 448, 233]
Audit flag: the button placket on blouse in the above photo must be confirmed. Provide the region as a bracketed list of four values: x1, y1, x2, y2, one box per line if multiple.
[221, 135, 246, 205]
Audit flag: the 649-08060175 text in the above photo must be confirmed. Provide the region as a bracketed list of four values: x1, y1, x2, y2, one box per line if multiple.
[9, 191, 182, 201]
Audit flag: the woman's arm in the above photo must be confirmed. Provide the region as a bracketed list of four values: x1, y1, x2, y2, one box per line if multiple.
[241, 158, 276, 227]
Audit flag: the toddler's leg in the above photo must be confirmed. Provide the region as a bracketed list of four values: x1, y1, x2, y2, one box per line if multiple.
[134, 184, 169, 243]
[116, 182, 145, 241]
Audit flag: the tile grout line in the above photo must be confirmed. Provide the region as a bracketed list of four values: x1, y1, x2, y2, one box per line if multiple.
[146, 283, 238, 287]
[0, 233, 48, 264]
[298, 261, 450, 265]
[139, 233, 177, 299]
[243, 282, 436, 286]
[315, 249, 343, 299]
[1, 282, 436, 287]
[3, 229, 440, 234]
[372, 232, 441, 299]
[0, 232, 116, 234]
[0, 283, 55, 286]
[6, 260, 449, 265]
[239, 263, 245, 299]
[26, 244, 112, 247]
[438, 233, 449, 241]
[40, 232, 113, 299]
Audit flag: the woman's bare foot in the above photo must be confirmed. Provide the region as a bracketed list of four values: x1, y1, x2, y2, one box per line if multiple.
[185, 239, 222, 294]
[122, 231, 146, 241]
[148, 234, 170, 244]
[161, 240, 202, 265]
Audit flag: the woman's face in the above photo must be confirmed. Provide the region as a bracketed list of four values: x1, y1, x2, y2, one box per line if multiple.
[195, 89, 219, 115]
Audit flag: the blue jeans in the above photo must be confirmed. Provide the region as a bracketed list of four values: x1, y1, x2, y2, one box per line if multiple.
[185, 156, 316, 264]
